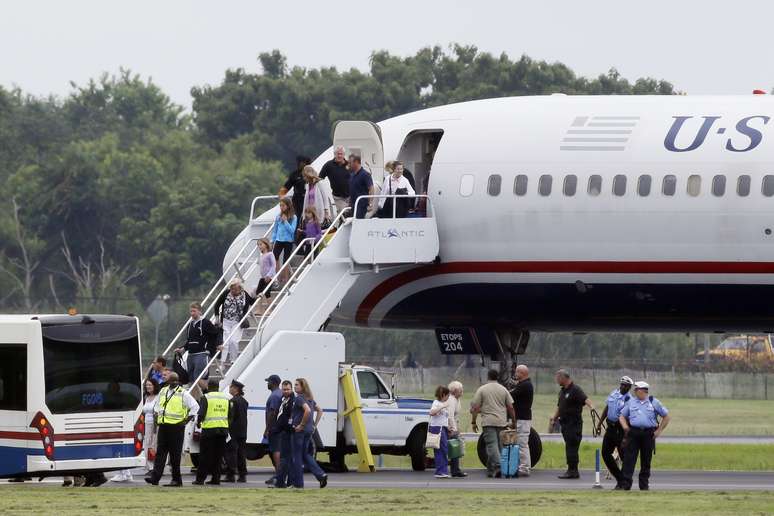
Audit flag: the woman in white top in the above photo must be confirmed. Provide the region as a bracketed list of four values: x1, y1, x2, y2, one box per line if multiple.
[142, 378, 160, 475]
[428, 385, 451, 478]
[302, 165, 335, 224]
[379, 161, 415, 218]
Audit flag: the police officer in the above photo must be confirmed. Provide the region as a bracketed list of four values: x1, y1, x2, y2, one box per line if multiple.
[595, 376, 633, 488]
[550, 369, 595, 479]
[193, 379, 231, 485]
[146, 372, 199, 487]
[618, 381, 671, 490]
[224, 380, 248, 483]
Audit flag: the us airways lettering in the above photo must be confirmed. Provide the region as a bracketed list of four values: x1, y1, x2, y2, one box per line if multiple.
[664, 115, 771, 152]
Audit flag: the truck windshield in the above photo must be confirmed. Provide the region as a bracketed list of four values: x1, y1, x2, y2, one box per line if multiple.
[42, 318, 142, 414]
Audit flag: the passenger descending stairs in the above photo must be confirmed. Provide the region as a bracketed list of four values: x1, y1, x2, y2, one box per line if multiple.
[158, 193, 440, 394]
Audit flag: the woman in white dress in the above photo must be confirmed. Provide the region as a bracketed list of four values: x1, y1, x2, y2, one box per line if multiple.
[379, 161, 415, 218]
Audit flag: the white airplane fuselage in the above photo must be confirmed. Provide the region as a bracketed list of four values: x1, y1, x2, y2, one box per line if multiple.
[258, 94, 774, 333]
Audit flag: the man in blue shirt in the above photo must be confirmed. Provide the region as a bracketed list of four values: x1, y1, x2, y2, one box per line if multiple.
[618, 381, 671, 490]
[595, 376, 633, 488]
[348, 154, 374, 219]
[263, 374, 283, 485]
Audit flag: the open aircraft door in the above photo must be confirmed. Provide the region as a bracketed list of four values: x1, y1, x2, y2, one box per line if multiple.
[332, 121, 385, 185]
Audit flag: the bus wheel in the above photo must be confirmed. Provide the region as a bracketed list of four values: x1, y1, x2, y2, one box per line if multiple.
[476, 428, 543, 468]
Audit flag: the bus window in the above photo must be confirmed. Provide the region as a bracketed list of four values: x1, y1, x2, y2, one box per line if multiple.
[42, 319, 141, 414]
[0, 344, 26, 411]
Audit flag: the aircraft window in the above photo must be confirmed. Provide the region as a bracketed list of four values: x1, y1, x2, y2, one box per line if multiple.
[538, 175, 552, 196]
[712, 175, 726, 197]
[587, 175, 602, 196]
[487, 174, 502, 196]
[637, 175, 652, 196]
[763, 175, 774, 197]
[662, 175, 677, 196]
[687, 175, 701, 197]
[513, 175, 528, 196]
[563, 175, 577, 196]
[737, 175, 751, 197]
[459, 174, 475, 197]
[613, 175, 627, 196]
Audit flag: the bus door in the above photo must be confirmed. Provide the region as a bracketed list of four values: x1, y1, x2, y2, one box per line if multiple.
[0, 341, 28, 477]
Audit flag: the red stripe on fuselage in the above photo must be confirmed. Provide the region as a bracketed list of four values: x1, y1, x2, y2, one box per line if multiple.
[354, 261, 774, 324]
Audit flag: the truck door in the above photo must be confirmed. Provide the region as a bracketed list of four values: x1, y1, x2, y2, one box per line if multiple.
[332, 121, 385, 188]
[355, 369, 396, 443]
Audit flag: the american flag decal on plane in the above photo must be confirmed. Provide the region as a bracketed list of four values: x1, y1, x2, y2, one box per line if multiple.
[560, 116, 640, 151]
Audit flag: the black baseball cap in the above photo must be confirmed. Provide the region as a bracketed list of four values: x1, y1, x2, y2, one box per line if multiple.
[265, 374, 281, 385]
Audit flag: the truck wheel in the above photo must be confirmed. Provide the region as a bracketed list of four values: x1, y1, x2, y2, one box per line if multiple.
[407, 425, 428, 471]
[476, 428, 543, 468]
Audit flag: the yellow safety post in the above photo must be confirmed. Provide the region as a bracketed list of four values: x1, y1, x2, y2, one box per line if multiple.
[339, 367, 375, 472]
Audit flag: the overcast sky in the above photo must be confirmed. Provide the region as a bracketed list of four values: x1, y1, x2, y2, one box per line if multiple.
[1, 1, 772, 109]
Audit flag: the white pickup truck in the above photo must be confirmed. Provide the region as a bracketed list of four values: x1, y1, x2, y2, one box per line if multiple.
[237, 331, 434, 470]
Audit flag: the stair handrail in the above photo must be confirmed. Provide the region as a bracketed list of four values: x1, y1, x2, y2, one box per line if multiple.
[353, 194, 434, 219]
[154, 219, 275, 367]
[253, 207, 352, 348]
[186, 235, 318, 392]
[250, 195, 280, 222]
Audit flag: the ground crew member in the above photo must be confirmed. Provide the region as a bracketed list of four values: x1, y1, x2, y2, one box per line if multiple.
[596, 376, 633, 488]
[193, 379, 231, 485]
[146, 372, 199, 487]
[225, 380, 248, 483]
[550, 369, 595, 479]
[618, 381, 671, 490]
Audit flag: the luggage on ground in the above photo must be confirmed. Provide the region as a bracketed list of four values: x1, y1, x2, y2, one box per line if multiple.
[500, 444, 520, 478]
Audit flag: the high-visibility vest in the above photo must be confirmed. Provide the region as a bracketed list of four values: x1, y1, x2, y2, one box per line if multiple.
[158, 385, 189, 425]
[201, 391, 229, 429]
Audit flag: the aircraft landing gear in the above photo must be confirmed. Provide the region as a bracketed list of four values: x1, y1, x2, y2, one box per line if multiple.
[494, 328, 529, 384]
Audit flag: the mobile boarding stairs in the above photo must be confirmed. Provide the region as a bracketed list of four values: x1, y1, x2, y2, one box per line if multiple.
[158, 193, 439, 396]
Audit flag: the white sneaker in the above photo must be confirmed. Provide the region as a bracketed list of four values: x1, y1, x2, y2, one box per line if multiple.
[434, 473, 450, 478]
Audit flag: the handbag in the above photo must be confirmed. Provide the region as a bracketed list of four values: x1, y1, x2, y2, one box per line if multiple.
[425, 427, 441, 449]
[172, 351, 190, 385]
[448, 437, 465, 459]
[499, 429, 518, 446]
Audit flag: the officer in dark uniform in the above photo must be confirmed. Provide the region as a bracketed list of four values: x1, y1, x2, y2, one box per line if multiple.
[225, 380, 249, 482]
[550, 369, 595, 479]
[596, 376, 634, 488]
[618, 381, 671, 490]
[193, 379, 231, 485]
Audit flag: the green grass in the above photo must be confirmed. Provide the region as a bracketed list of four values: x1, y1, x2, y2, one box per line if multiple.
[410, 392, 774, 436]
[352, 442, 774, 472]
[1, 488, 772, 515]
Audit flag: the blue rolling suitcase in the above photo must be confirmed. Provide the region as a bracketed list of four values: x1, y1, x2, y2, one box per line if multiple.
[500, 444, 520, 478]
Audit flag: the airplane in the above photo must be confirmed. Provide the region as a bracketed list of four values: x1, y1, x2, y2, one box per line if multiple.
[225, 92, 774, 363]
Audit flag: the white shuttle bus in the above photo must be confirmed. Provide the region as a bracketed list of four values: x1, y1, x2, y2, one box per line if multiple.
[0, 314, 145, 479]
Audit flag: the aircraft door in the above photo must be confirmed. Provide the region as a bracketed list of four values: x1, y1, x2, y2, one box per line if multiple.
[332, 121, 385, 186]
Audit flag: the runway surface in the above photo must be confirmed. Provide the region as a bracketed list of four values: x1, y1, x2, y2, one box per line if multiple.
[5, 467, 773, 491]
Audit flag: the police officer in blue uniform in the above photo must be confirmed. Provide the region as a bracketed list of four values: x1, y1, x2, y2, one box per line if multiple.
[595, 376, 633, 488]
[618, 381, 671, 490]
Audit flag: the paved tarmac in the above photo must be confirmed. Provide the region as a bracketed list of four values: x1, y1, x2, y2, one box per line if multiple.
[5, 467, 772, 491]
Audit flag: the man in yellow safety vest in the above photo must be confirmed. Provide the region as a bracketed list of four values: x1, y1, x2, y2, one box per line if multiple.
[193, 378, 232, 485]
[146, 372, 199, 487]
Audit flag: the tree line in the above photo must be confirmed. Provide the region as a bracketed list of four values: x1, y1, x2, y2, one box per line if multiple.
[0, 44, 682, 360]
